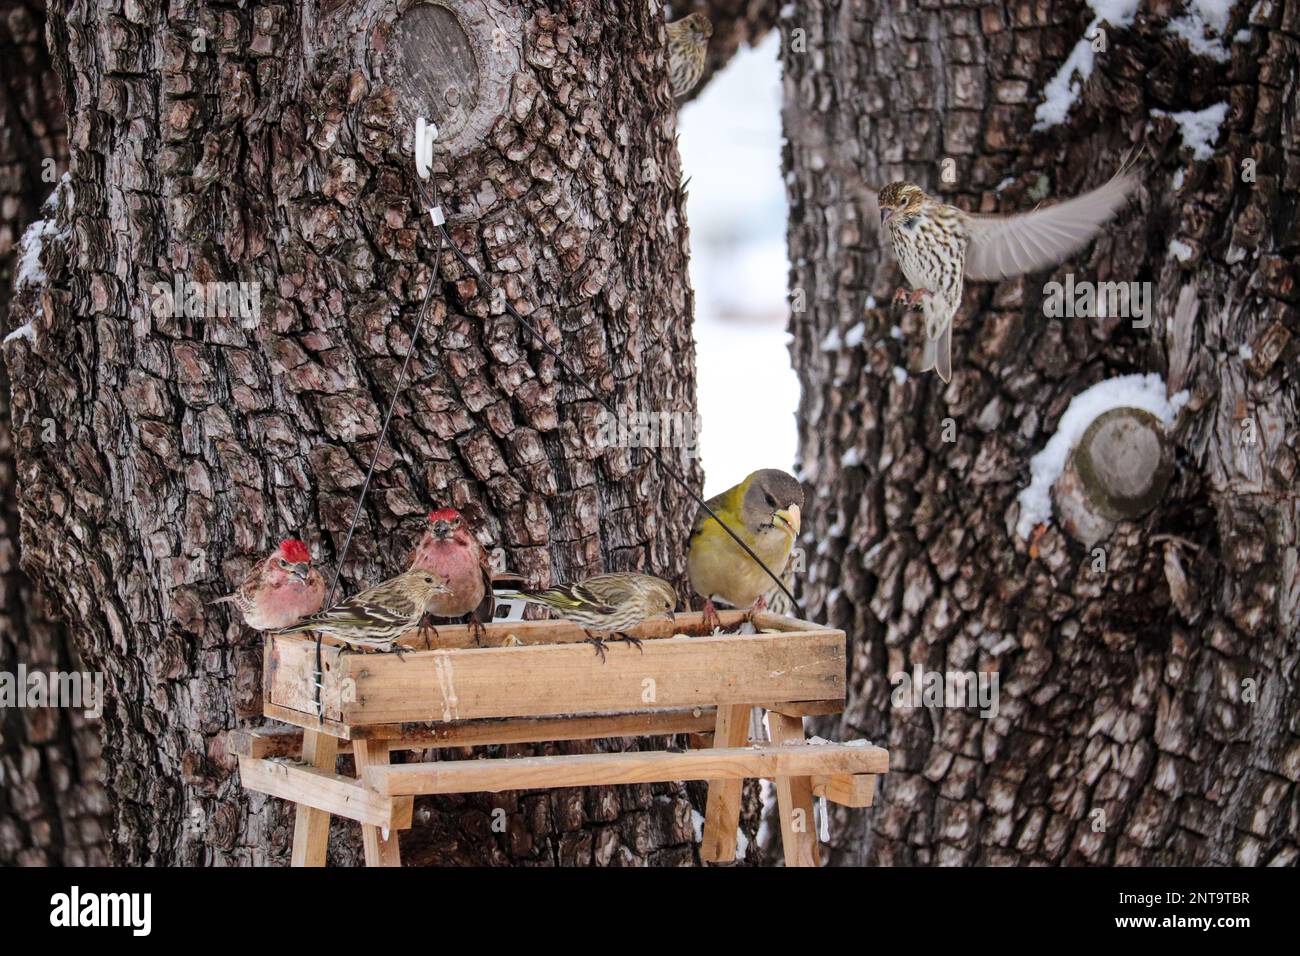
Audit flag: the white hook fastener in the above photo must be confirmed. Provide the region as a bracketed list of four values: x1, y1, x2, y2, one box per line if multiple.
[414, 116, 438, 180]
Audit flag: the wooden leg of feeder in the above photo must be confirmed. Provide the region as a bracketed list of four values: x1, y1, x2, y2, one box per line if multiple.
[699, 704, 752, 863]
[352, 739, 402, 867]
[767, 711, 820, 868]
[290, 730, 339, 867]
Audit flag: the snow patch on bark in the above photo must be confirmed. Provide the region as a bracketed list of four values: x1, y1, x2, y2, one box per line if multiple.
[1152, 102, 1229, 160]
[1015, 373, 1188, 539]
[15, 217, 58, 292]
[1167, 15, 1231, 61]
[1032, 1, 1140, 129]
[3, 323, 36, 345]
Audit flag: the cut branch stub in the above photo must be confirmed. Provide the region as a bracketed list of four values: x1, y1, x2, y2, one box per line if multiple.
[1053, 407, 1174, 547]
[386, 0, 521, 157]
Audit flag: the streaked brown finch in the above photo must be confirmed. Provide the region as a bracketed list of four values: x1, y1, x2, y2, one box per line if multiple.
[274, 568, 449, 653]
[667, 12, 712, 99]
[876, 163, 1139, 381]
[498, 572, 678, 660]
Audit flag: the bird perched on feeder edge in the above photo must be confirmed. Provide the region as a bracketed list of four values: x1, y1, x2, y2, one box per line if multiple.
[496, 572, 679, 661]
[667, 12, 713, 99]
[408, 507, 496, 644]
[212, 538, 326, 631]
[858, 153, 1142, 382]
[688, 468, 804, 632]
[273, 568, 450, 654]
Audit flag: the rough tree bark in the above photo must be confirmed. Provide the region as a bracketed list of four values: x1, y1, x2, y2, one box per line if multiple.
[2, 0, 741, 866]
[0, 0, 109, 866]
[783, 0, 1298, 864]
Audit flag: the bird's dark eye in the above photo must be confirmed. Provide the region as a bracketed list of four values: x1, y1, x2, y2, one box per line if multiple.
[279, 559, 288, 568]
[764, 492, 777, 508]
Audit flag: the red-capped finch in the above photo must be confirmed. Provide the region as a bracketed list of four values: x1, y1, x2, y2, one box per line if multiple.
[876, 162, 1139, 382]
[688, 469, 803, 630]
[212, 539, 326, 631]
[273, 569, 449, 653]
[408, 507, 495, 623]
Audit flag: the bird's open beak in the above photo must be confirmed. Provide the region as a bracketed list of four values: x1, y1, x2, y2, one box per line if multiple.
[289, 563, 310, 583]
[774, 504, 801, 536]
[880, 206, 894, 226]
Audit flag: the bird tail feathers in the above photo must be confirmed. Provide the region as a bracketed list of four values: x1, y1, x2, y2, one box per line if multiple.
[920, 325, 952, 382]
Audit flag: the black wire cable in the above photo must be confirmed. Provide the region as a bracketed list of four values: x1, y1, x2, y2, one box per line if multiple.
[311, 186, 446, 723]
[416, 179, 799, 614]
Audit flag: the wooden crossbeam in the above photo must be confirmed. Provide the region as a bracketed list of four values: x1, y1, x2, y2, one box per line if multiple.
[229, 708, 721, 758]
[363, 742, 889, 796]
[239, 755, 414, 830]
[812, 772, 876, 807]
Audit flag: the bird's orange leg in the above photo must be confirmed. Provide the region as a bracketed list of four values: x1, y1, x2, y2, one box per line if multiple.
[892, 287, 928, 309]
[701, 599, 722, 634]
[889, 287, 930, 310]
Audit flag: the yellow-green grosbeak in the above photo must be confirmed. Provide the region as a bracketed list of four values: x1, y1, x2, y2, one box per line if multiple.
[688, 469, 803, 630]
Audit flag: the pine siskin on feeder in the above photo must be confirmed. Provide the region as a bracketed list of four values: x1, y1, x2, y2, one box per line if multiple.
[496, 572, 678, 661]
[687, 469, 803, 632]
[274, 568, 449, 654]
[212, 539, 326, 631]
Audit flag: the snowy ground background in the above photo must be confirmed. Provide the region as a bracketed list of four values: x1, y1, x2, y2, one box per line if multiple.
[677, 34, 800, 498]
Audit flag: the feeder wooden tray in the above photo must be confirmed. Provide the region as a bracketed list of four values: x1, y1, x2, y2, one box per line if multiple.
[232, 609, 888, 867]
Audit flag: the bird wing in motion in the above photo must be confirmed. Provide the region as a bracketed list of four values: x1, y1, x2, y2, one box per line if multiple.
[962, 167, 1139, 281]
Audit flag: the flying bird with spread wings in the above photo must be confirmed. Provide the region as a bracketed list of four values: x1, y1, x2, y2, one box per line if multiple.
[830, 151, 1142, 381]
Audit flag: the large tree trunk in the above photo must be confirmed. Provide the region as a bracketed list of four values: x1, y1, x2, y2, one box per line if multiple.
[783, 1, 1298, 865]
[4, 0, 729, 866]
[0, 0, 109, 867]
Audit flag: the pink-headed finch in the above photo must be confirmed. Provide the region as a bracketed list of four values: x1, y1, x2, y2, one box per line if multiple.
[213, 538, 326, 631]
[408, 507, 494, 622]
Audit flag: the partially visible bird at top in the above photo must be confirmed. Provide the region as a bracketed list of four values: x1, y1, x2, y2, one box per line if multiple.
[833, 152, 1141, 382]
[497, 572, 679, 661]
[688, 469, 804, 632]
[273, 568, 449, 654]
[408, 507, 495, 644]
[212, 538, 326, 631]
[667, 12, 713, 99]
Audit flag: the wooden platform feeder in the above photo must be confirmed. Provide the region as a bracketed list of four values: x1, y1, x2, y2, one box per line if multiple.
[230, 609, 887, 867]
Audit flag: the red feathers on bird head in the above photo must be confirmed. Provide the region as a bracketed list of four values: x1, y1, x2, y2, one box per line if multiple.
[278, 539, 311, 564]
[427, 507, 462, 524]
